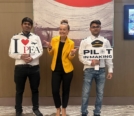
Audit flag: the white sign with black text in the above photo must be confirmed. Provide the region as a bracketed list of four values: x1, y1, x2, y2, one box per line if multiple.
[83, 48, 113, 60]
[10, 38, 41, 54]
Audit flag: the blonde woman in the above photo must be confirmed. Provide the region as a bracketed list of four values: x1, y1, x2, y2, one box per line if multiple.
[44, 20, 78, 116]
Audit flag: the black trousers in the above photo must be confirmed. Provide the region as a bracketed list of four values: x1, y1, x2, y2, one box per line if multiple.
[14, 65, 40, 112]
[52, 71, 73, 108]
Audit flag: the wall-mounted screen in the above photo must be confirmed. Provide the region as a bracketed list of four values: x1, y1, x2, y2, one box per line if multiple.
[124, 5, 134, 39]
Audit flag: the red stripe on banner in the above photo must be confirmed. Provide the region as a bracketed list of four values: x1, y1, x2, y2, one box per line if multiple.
[55, 0, 112, 7]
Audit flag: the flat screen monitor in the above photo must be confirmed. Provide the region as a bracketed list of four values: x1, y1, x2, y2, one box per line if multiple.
[124, 5, 134, 39]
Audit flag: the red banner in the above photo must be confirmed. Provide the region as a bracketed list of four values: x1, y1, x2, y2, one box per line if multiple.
[55, 0, 112, 7]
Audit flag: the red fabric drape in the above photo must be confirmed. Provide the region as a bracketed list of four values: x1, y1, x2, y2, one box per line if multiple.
[55, 0, 112, 7]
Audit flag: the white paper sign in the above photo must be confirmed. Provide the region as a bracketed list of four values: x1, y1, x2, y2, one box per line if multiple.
[10, 38, 41, 54]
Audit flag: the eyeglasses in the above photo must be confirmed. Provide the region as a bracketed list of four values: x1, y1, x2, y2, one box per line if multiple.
[91, 26, 101, 29]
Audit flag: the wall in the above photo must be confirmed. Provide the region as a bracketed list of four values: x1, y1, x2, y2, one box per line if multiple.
[0, 0, 134, 105]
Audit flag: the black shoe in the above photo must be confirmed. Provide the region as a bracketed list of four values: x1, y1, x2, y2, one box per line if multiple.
[94, 114, 100, 116]
[16, 112, 22, 116]
[82, 114, 87, 116]
[33, 109, 43, 116]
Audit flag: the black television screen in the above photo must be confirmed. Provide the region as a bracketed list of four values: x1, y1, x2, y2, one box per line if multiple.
[124, 5, 134, 39]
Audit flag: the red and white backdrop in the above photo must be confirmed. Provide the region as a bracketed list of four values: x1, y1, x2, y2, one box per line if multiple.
[33, 0, 114, 47]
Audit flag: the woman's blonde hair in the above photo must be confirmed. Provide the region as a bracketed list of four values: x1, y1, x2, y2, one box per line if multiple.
[60, 19, 70, 30]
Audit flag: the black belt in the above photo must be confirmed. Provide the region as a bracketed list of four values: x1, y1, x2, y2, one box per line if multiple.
[15, 64, 39, 67]
[90, 67, 105, 69]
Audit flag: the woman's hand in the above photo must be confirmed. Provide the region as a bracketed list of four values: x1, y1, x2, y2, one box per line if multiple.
[70, 48, 78, 56]
[43, 40, 52, 49]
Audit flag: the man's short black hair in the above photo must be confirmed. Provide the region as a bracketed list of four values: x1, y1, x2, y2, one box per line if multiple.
[90, 20, 101, 27]
[21, 17, 33, 26]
